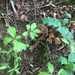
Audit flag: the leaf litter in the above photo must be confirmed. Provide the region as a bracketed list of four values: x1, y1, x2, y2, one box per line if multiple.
[0, 0, 75, 75]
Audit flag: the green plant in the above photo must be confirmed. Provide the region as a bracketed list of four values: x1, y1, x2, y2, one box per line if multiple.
[0, 48, 21, 75]
[3, 26, 29, 52]
[22, 23, 41, 40]
[38, 62, 54, 75]
[0, 23, 41, 75]
[57, 52, 75, 75]
[42, 16, 75, 51]
[38, 12, 75, 75]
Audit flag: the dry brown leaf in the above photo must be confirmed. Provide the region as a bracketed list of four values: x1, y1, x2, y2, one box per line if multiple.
[54, 37, 61, 45]
[46, 31, 54, 44]
[38, 24, 48, 36]
[46, 37, 52, 44]
[49, 32, 54, 38]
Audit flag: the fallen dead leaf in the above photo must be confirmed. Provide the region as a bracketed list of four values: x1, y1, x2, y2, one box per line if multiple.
[54, 37, 61, 45]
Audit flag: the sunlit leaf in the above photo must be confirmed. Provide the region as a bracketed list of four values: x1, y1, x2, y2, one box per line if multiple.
[22, 31, 28, 37]
[58, 68, 64, 75]
[31, 23, 37, 30]
[14, 57, 22, 66]
[70, 44, 75, 52]
[68, 52, 75, 62]
[57, 27, 69, 37]
[61, 38, 69, 44]
[47, 62, 54, 73]
[7, 26, 16, 38]
[58, 56, 67, 64]
[13, 40, 29, 52]
[26, 24, 31, 30]
[58, 68, 73, 75]
[15, 68, 20, 74]
[0, 66, 7, 70]
[61, 18, 69, 25]
[67, 32, 74, 44]
[30, 32, 38, 40]
[0, 63, 10, 70]
[33, 29, 41, 33]
[42, 17, 62, 27]
[30, 32, 35, 40]
[3, 37, 12, 46]
[15, 35, 22, 40]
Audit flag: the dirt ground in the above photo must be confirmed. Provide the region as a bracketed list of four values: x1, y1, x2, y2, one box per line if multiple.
[0, 0, 75, 75]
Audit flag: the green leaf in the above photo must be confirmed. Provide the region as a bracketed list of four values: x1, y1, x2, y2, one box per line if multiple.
[15, 35, 22, 40]
[42, 17, 62, 27]
[67, 32, 74, 44]
[65, 11, 71, 18]
[31, 23, 37, 30]
[61, 18, 69, 25]
[57, 27, 69, 37]
[61, 38, 69, 44]
[38, 72, 50, 75]
[0, 66, 7, 70]
[8, 71, 13, 75]
[58, 68, 73, 75]
[47, 62, 54, 73]
[72, 18, 75, 22]
[73, 64, 75, 71]
[70, 44, 75, 52]
[58, 56, 67, 64]
[65, 62, 74, 71]
[8, 68, 14, 73]
[58, 68, 64, 75]
[14, 64, 19, 69]
[33, 29, 41, 33]
[0, 63, 10, 70]
[15, 68, 20, 74]
[8, 64, 19, 73]
[13, 40, 29, 52]
[30, 32, 38, 40]
[30, 32, 35, 39]
[68, 52, 75, 62]
[3, 37, 12, 46]
[26, 24, 31, 30]
[7, 26, 16, 38]
[22, 31, 28, 37]
[14, 57, 22, 66]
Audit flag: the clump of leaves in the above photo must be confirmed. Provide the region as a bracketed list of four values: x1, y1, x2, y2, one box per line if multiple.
[41, 13, 75, 75]
[38, 62, 54, 75]
[42, 16, 75, 51]
[22, 23, 41, 40]
[3, 26, 29, 52]
[58, 52, 75, 75]
[0, 23, 41, 75]
[0, 48, 21, 75]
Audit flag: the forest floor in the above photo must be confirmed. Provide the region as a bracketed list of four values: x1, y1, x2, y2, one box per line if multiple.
[0, 0, 75, 75]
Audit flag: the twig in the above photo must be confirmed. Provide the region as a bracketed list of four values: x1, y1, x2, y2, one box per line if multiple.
[34, 1, 37, 20]
[9, 0, 17, 14]
[25, 66, 33, 74]
[5, 0, 10, 27]
[57, 44, 67, 50]
[55, 0, 69, 5]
